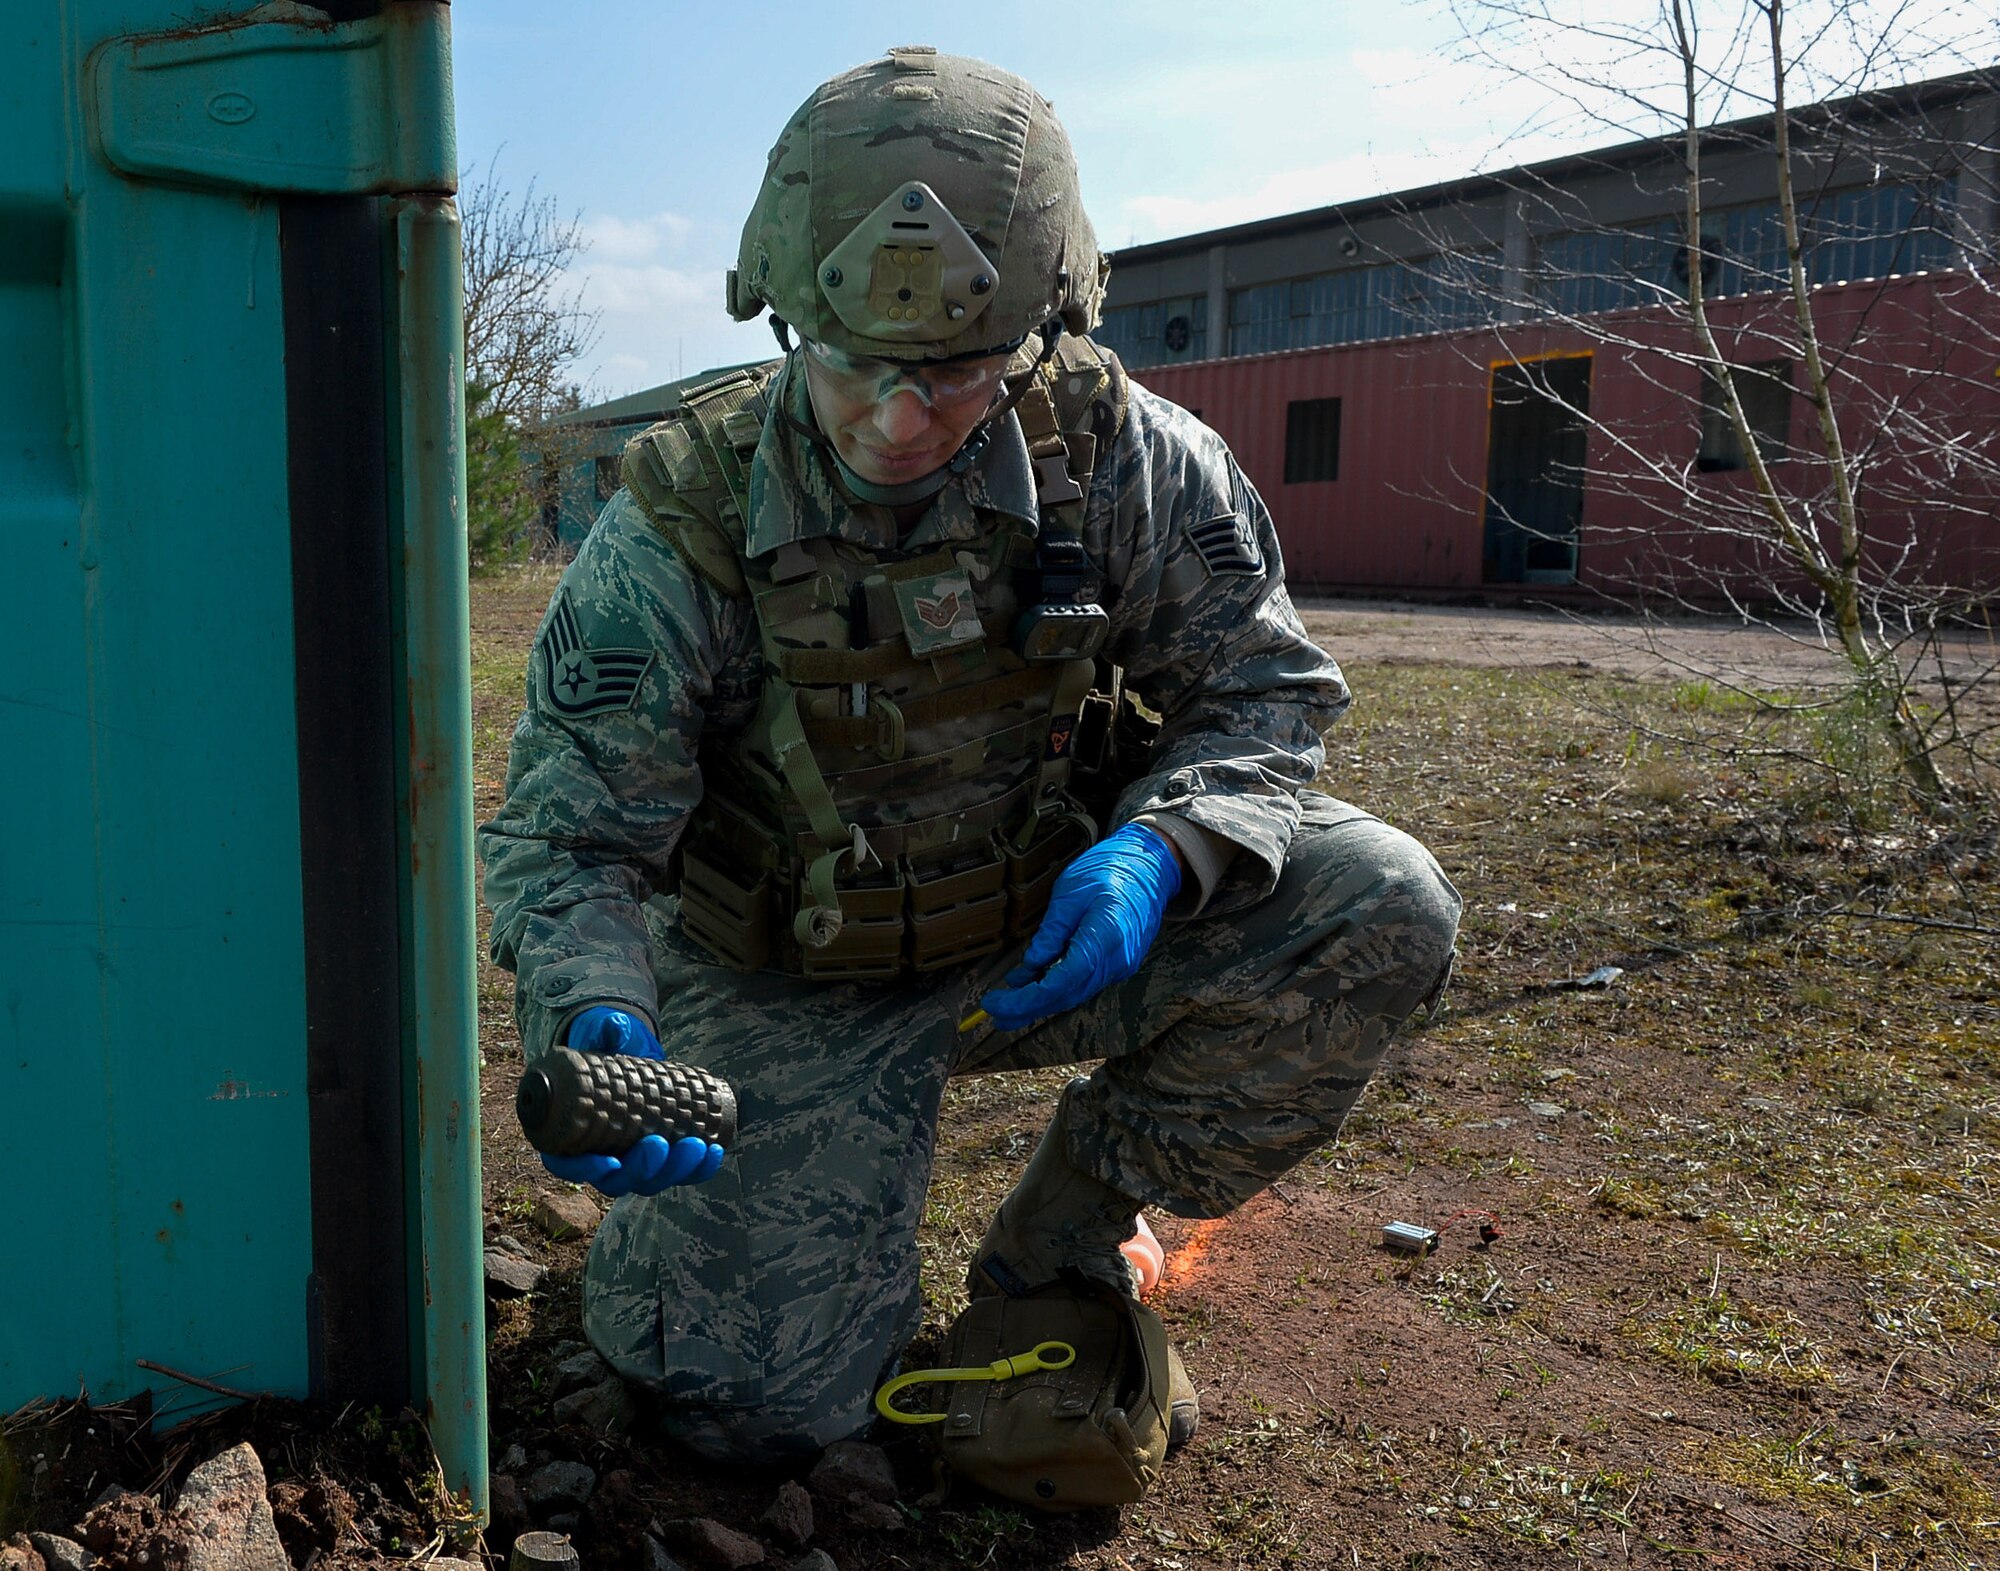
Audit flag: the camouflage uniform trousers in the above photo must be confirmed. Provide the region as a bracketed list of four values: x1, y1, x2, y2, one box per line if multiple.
[581, 791, 1461, 1461]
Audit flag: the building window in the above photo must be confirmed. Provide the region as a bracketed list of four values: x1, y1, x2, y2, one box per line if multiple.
[1698, 359, 1793, 472]
[1284, 397, 1342, 483]
[1228, 250, 1503, 357]
[1408, 249, 1505, 333]
[595, 454, 622, 501]
[1807, 176, 1958, 285]
[1097, 297, 1206, 370]
[1536, 219, 1683, 317]
[1706, 176, 1959, 299]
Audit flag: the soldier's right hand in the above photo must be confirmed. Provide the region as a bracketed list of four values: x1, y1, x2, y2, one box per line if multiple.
[540, 1006, 727, 1196]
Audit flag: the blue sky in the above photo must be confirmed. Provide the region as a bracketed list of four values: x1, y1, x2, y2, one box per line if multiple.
[450, 0, 1990, 401]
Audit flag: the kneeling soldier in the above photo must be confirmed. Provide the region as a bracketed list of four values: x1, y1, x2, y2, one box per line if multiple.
[481, 46, 1461, 1487]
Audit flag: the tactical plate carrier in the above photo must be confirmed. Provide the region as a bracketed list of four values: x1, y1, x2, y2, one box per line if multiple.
[620, 335, 1155, 981]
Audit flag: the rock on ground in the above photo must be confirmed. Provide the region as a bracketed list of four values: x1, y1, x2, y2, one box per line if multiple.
[757, 1481, 814, 1549]
[25, 1536, 90, 1571]
[843, 1500, 904, 1534]
[660, 1517, 766, 1568]
[485, 1248, 546, 1298]
[175, 1442, 294, 1571]
[522, 1459, 597, 1513]
[0, 1535, 45, 1571]
[531, 1189, 602, 1241]
[787, 1553, 839, 1571]
[551, 1376, 637, 1435]
[643, 1536, 690, 1571]
[489, 1472, 529, 1535]
[552, 1349, 610, 1396]
[806, 1441, 897, 1504]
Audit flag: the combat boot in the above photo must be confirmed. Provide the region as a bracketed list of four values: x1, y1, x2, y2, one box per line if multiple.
[970, 1101, 1142, 1300]
[1166, 1343, 1199, 1449]
[970, 1087, 1201, 1448]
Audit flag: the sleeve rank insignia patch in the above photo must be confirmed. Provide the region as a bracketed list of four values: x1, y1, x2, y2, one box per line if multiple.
[1188, 512, 1264, 577]
[539, 591, 656, 719]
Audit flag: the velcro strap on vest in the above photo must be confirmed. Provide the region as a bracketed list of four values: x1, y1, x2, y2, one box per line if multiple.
[1012, 654, 1099, 848]
[767, 684, 872, 947]
[817, 716, 1042, 799]
[779, 610, 1012, 684]
[826, 778, 1036, 864]
[803, 666, 1054, 750]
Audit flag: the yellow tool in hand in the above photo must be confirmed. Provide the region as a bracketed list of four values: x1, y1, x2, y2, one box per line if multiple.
[873, 1340, 1076, 1424]
[957, 1007, 990, 1033]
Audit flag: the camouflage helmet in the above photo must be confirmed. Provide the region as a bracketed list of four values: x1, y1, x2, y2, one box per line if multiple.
[727, 46, 1106, 360]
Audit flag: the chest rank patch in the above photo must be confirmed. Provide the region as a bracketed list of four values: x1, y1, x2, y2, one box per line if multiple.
[1188, 511, 1264, 577]
[539, 591, 656, 719]
[892, 568, 985, 658]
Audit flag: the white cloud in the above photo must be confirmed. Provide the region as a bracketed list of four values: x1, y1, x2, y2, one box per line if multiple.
[582, 210, 697, 265]
[566, 210, 768, 402]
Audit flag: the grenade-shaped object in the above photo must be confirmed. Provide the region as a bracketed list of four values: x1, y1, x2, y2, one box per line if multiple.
[516, 1046, 737, 1157]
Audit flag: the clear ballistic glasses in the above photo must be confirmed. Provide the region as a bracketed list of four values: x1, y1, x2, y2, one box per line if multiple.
[800, 338, 1012, 410]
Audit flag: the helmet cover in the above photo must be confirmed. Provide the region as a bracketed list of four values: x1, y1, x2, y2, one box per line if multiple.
[730, 46, 1105, 359]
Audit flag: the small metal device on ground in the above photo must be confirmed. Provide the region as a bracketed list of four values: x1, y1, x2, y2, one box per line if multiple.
[1382, 1220, 1441, 1254]
[515, 1046, 737, 1157]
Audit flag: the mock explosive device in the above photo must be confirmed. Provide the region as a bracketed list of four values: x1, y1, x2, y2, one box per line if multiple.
[516, 1046, 737, 1158]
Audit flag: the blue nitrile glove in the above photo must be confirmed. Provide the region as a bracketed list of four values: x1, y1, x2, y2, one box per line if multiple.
[979, 822, 1183, 1032]
[539, 1006, 727, 1196]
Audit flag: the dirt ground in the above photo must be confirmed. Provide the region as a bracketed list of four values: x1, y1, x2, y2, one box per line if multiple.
[10, 570, 1989, 1571]
[466, 569, 1997, 1570]
[1293, 595, 2000, 725]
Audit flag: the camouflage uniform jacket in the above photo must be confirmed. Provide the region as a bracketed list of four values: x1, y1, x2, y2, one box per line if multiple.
[481, 354, 1353, 1064]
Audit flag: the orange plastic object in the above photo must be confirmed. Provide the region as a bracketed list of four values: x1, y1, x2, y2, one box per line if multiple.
[1122, 1214, 1165, 1296]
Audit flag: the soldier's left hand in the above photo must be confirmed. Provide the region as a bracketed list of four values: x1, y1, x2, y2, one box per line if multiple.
[979, 822, 1182, 1031]
[539, 1006, 727, 1195]
[543, 1134, 725, 1198]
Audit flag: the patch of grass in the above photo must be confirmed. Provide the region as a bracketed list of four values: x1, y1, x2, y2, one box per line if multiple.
[1446, 1459, 1641, 1548]
[1703, 1429, 1999, 1539]
[1626, 1286, 1837, 1387]
[1194, 1485, 1300, 1564]
[1669, 678, 1767, 716]
[1592, 1175, 1666, 1219]
[929, 1502, 1031, 1565]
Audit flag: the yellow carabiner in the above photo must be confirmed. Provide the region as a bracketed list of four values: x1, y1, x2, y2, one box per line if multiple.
[872, 1340, 1076, 1425]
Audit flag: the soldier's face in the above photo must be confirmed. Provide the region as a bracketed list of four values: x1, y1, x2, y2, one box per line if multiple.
[801, 343, 1010, 487]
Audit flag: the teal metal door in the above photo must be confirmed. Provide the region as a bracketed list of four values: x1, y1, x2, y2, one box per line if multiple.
[1, 0, 484, 1510]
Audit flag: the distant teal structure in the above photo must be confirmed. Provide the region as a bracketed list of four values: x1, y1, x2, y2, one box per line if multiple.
[529, 365, 757, 550]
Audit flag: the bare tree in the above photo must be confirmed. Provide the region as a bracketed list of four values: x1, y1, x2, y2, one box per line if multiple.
[1431, 0, 1999, 812]
[458, 160, 600, 568]
[460, 158, 598, 423]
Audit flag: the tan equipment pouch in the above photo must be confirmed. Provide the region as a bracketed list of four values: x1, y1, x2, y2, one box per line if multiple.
[876, 1281, 1173, 1512]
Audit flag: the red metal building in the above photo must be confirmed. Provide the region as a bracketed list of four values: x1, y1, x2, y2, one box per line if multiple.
[1132, 272, 2000, 601]
[1101, 69, 2000, 604]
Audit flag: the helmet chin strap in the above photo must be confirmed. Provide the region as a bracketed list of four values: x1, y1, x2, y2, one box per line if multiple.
[769, 315, 1065, 510]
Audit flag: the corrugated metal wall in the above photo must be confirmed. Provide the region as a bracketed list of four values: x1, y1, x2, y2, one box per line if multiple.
[1134, 272, 2000, 599]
